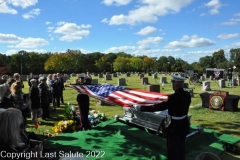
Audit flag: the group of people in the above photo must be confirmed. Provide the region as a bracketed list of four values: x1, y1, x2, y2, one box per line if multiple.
[0, 71, 223, 159]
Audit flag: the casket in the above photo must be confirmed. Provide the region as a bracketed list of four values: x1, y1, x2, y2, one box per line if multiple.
[116, 106, 192, 136]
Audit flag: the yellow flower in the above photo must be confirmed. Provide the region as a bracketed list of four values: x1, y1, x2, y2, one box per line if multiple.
[58, 121, 63, 126]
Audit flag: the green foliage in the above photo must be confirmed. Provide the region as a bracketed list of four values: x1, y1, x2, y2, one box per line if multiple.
[2, 48, 240, 74]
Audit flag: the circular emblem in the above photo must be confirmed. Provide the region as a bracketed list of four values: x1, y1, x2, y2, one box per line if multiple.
[210, 96, 223, 109]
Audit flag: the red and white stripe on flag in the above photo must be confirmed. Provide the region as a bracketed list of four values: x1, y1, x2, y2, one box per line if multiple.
[67, 84, 169, 107]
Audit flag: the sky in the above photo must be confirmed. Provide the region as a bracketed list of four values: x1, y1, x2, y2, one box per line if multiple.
[0, 0, 240, 63]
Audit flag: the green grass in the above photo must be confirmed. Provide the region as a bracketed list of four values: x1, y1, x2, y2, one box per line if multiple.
[22, 74, 240, 139]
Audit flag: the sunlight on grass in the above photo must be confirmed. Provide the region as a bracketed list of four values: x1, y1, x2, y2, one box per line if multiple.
[22, 74, 240, 138]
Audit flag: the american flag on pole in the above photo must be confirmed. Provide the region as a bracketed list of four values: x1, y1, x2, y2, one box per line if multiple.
[67, 84, 168, 107]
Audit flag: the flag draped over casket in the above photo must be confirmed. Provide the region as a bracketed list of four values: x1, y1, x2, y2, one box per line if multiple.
[67, 84, 168, 107]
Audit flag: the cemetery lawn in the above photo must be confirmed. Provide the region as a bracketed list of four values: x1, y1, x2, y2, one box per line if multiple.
[22, 74, 240, 159]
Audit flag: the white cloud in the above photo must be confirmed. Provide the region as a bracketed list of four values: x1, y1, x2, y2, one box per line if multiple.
[10, 0, 38, 9]
[137, 37, 164, 45]
[234, 12, 240, 17]
[200, 13, 206, 17]
[105, 46, 136, 53]
[136, 26, 158, 35]
[231, 42, 240, 47]
[0, 0, 38, 14]
[0, 3, 18, 14]
[221, 18, 240, 25]
[80, 24, 92, 28]
[217, 33, 239, 40]
[5, 48, 47, 55]
[47, 26, 54, 32]
[165, 35, 216, 48]
[53, 22, 91, 42]
[46, 21, 52, 25]
[102, 0, 193, 25]
[8, 37, 49, 48]
[204, 0, 222, 15]
[101, 0, 131, 6]
[0, 33, 21, 43]
[22, 8, 40, 19]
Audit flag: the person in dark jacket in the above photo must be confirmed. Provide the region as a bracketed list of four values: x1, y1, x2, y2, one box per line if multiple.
[28, 73, 39, 90]
[29, 79, 41, 123]
[38, 77, 50, 119]
[140, 74, 191, 160]
[76, 74, 90, 130]
[50, 74, 61, 109]
[57, 73, 65, 104]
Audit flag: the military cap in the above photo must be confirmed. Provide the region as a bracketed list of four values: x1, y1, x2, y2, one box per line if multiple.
[30, 79, 36, 82]
[171, 74, 186, 82]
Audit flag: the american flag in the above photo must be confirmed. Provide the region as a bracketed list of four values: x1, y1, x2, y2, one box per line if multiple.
[67, 84, 169, 107]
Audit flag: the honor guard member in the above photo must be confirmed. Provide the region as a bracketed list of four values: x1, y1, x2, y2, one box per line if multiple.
[76, 74, 90, 130]
[140, 74, 191, 160]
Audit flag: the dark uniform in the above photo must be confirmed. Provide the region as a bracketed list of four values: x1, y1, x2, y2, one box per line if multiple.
[141, 75, 191, 160]
[76, 74, 91, 130]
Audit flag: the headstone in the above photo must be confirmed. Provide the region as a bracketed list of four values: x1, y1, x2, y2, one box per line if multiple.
[139, 74, 144, 79]
[183, 88, 194, 97]
[218, 79, 225, 88]
[20, 75, 27, 81]
[148, 73, 152, 76]
[112, 73, 117, 77]
[97, 100, 113, 106]
[200, 76, 205, 81]
[233, 79, 237, 86]
[183, 83, 189, 88]
[98, 74, 103, 78]
[93, 73, 98, 76]
[106, 72, 110, 75]
[142, 77, 149, 85]
[209, 76, 213, 80]
[126, 73, 130, 77]
[91, 79, 98, 85]
[118, 78, 127, 86]
[105, 74, 112, 80]
[153, 74, 158, 79]
[147, 85, 160, 93]
[71, 73, 76, 77]
[160, 77, 167, 84]
[202, 81, 211, 91]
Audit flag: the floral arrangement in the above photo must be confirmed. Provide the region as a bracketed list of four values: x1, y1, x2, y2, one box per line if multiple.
[88, 110, 107, 126]
[52, 103, 107, 133]
[52, 120, 76, 133]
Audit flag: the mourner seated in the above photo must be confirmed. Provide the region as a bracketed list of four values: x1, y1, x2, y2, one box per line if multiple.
[0, 109, 43, 160]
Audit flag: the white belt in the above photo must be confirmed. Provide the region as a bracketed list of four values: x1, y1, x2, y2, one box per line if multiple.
[171, 115, 187, 120]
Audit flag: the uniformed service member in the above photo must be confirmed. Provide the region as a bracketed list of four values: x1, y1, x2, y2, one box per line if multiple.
[140, 74, 191, 160]
[76, 74, 90, 130]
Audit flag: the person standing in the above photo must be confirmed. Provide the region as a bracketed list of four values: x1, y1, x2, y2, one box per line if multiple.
[38, 77, 50, 119]
[50, 74, 61, 110]
[57, 73, 65, 104]
[76, 74, 90, 130]
[140, 74, 191, 160]
[227, 68, 233, 87]
[29, 79, 41, 123]
[28, 73, 38, 90]
[13, 73, 24, 88]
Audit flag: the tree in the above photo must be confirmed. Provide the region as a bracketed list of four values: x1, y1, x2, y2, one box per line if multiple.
[229, 48, 240, 71]
[113, 56, 130, 72]
[199, 56, 214, 71]
[212, 50, 228, 68]
[143, 56, 155, 72]
[156, 56, 168, 72]
[129, 57, 143, 72]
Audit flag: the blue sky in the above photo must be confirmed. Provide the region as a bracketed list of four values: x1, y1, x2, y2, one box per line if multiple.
[0, 0, 240, 63]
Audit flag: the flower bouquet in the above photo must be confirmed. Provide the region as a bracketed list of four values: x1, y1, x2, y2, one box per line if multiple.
[52, 120, 76, 133]
[88, 110, 107, 126]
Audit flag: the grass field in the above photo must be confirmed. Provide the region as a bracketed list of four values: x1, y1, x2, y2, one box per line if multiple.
[22, 73, 240, 159]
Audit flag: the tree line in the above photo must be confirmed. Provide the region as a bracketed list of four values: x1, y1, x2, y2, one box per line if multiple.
[0, 48, 239, 75]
